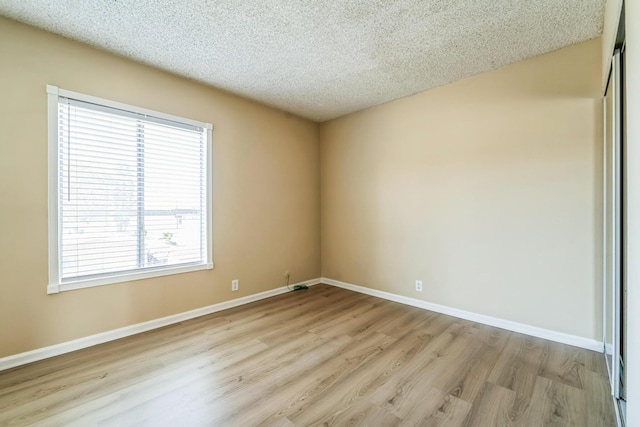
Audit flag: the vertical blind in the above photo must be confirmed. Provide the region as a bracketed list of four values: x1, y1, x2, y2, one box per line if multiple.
[57, 97, 208, 282]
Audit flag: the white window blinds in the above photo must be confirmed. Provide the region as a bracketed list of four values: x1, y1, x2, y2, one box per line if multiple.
[47, 86, 212, 293]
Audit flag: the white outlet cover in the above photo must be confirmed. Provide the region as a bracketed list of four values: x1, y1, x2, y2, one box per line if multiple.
[415, 280, 423, 292]
[232, 279, 239, 291]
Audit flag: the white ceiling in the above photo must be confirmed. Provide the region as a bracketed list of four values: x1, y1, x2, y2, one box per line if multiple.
[0, 0, 605, 122]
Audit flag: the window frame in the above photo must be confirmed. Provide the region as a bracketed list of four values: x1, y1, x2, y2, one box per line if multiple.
[46, 85, 213, 294]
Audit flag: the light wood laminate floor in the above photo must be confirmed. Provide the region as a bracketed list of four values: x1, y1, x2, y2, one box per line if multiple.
[0, 284, 616, 426]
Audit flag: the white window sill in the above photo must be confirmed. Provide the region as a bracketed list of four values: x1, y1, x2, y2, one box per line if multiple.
[47, 262, 214, 294]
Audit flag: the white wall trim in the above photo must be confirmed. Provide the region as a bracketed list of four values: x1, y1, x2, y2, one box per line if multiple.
[321, 277, 603, 352]
[0, 278, 321, 372]
[1, 276, 603, 372]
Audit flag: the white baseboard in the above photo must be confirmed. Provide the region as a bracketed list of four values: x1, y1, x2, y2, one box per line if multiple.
[321, 277, 603, 352]
[0, 276, 603, 371]
[605, 342, 614, 355]
[0, 278, 321, 372]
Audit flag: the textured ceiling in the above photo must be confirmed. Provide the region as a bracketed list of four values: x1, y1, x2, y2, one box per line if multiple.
[0, 0, 605, 121]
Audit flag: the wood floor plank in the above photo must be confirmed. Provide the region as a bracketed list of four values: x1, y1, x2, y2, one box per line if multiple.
[100, 334, 354, 427]
[487, 334, 546, 394]
[0, 284, 617, 427]
[582, 370, 619, 427]
[368, 322, 484, 416]
[258, 291, 373, 347]
[374, 306, 438, 339]
[538, 342, 587, 389]
[0, 315, 232, 394]
[308, 299, 384, 337]
[286, 328, 443, 425]
[254, 331, 398, 426]
[486, 333, 548, 421]
[519, 376, 584, 426]
[399, 388, 472, 427]
[429, 324, 509, 403]
[520, 373, 616, 427]
[316, 401, 402, 426]
[462, 381, 517, 427]
[2, 337, 271, 426]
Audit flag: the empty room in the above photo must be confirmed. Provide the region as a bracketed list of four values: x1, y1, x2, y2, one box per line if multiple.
[0, 1, 638, 426]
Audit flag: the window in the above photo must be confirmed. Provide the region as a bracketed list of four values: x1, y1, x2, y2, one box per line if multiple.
[47, 86, 213, 294]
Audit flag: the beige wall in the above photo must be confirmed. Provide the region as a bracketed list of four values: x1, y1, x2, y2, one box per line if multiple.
[0, 15, 607, 358]
[320, 39, 603, 340]
[0, 17, 320, 358]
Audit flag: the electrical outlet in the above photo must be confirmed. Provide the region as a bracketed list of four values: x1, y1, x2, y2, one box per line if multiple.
[284, 271, 290, 278]
[415, 280, 423, 292]
[232, 279, 239, 291]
